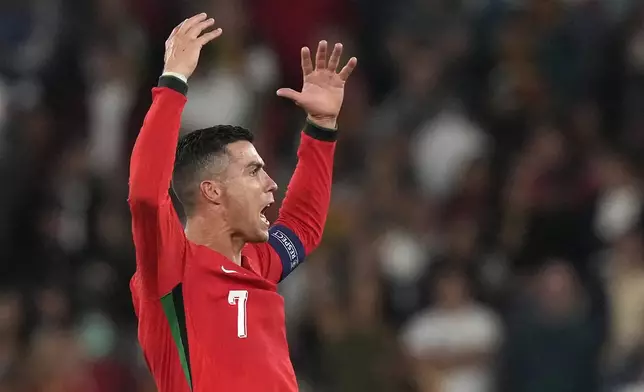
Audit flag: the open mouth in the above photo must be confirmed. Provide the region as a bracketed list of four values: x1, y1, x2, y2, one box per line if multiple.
[260, 203, 272, 226]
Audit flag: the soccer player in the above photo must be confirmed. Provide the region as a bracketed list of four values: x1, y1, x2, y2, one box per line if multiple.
[128, 13, 357, 392]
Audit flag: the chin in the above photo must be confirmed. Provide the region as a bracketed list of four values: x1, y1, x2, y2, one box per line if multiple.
[246, 229, 269, 243]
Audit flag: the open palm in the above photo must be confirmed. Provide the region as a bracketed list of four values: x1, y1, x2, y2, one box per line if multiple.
[277, 40, 358, 128]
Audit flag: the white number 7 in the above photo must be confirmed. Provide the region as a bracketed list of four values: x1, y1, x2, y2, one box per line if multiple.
[228, 290, 248, 338]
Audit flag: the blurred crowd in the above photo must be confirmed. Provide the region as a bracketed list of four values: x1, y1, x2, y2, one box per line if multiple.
[1, 0, 644, 391]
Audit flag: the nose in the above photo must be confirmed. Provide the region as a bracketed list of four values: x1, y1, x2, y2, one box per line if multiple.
[266, 175, 278, 193]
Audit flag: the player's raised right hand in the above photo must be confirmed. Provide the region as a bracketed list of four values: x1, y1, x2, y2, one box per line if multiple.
[163, 13, 222, 79]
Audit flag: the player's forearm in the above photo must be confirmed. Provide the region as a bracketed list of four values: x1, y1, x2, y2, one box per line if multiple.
[275, 121, 337, 253]
[128, 76, 188, 204]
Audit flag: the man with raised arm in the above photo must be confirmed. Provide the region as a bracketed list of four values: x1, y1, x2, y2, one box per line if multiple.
[128, 12, 357, 392]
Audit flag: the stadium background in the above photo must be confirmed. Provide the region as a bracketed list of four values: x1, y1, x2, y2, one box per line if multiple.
[1, 0, 644, 391]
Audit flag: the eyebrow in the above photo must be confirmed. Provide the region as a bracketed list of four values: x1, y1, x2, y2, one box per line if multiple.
[246, 161, 264, 171]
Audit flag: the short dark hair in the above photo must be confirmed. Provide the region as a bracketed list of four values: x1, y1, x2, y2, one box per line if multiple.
[172, 125, 254, 214]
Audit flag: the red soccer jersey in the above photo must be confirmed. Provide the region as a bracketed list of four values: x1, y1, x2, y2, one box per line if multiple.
[128, 76, 336, 392]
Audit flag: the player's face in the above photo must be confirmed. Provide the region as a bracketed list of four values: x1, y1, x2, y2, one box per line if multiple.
[220, 141, 277, 242]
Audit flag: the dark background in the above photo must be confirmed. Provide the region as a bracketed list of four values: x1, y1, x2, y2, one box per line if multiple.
[1, 0, 644, 391]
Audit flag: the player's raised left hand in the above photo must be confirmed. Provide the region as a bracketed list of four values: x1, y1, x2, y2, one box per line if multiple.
[276, 40, 358, 129]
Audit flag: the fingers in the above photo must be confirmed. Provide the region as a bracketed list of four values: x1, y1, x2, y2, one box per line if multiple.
[327, 43, 343, 71]
[315, 40, 328, 70]
[301, 47, 313, 76]
[338, 57, 358, 81]
[169, 25, 180, 39]
[178, 13, 207, 35]
[166, 23, 182, 46]
[197, 28, 223, 46]
[168, 13, 221, 47]
[187, 18, 215, 39]
[303, 39, 357, 80]
[276, 88, 302, 102]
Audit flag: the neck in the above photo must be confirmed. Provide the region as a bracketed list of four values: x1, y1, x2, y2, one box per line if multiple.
[184, 214, 245, 265]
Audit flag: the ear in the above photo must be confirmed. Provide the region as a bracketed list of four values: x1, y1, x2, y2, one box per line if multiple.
[199, 180, 223, 205]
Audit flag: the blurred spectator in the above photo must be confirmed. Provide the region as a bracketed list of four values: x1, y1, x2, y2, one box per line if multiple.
[601, 226, 644, 390]
[500, 260, 605, 392]
[401, 265, 501, 392]
[316, 243, 400, 392]
[594, 151, 642, 243]
[1, 0, 644, 390]
[411, 103, 489, 200]
[180, 0, 279, 131]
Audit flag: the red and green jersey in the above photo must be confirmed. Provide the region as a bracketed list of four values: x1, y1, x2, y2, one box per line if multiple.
[128, 76, 336, 392]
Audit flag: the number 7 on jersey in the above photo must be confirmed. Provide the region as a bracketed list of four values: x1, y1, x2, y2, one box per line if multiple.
[228, 290, 248, 338]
